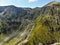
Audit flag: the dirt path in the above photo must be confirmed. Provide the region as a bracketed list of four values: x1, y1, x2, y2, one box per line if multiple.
[18, 23, 35, 45]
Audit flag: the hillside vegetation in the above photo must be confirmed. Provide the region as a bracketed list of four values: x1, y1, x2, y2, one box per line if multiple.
[0, 1, 60, 45]
[23, 1, 60, 45]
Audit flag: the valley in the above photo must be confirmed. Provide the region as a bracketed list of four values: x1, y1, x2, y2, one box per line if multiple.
[0, 1, 60, 45]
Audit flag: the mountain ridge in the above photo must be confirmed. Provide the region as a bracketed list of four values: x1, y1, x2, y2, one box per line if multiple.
[0, 1, 60, 45]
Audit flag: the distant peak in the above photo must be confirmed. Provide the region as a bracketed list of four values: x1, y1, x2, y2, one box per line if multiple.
[46, 1, 60, 6]
[52, 0, 60, 2]
[50, 1, 58, 3]
[7, 5, 16, 7]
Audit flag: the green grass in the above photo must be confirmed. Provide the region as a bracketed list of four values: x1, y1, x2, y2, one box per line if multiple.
[3, 36, 21, 45]
[23, 14, 60, 45]
[0, 34, 8, 42]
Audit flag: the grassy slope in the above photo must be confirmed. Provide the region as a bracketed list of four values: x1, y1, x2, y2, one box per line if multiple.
[23, 14, 60, 45]
[23, 2, 60, 45]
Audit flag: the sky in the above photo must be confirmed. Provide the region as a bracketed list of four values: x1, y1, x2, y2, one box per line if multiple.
[0, 0, 60, 8]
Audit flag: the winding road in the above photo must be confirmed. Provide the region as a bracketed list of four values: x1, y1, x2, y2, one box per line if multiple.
[18, 23, 35, 45]
[0, 19, 34, 45]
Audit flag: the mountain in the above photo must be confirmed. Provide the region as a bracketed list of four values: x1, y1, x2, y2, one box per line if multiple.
[0, 1, 60, 45]
[0, 5, 41, 34]
[0, 5, 40, 33]
[46, 1, 60, 6]
[22, 1, 60, 45]
[0, 5, 41, 45]
[0, 5, 41, 20]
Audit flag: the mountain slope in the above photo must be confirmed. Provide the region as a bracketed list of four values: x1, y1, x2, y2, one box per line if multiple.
[0, 5, 41, 45]
[0, 1, 60, 45]
[46, 1, 60, 6]
[0, 5, 40, 34]
[22, 1, 60, 45]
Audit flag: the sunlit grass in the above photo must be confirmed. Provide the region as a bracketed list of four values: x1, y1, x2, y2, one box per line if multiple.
[0, 34, 8, 42]
[3, 36, 21, 45]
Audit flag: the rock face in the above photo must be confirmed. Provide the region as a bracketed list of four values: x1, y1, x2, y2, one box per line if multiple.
[0, 5, 41, 20]
[0, 5, 41, 34]
[0, 8, 40, 36]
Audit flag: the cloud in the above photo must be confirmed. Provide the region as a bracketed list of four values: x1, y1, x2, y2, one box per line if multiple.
[28, 0, 38, 3]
